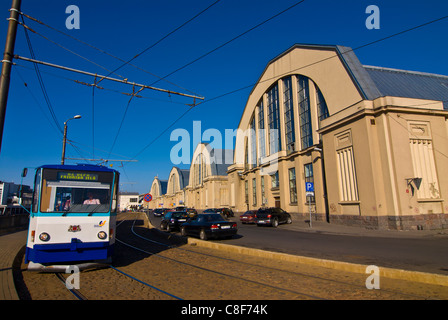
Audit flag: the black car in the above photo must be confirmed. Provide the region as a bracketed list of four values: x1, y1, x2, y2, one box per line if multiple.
[180, 213, 238, 240]
[153, 208, 164, 217]
[203, 208, 234, 218]
[255, 207, 292, 227]
[160, 211, 189, 232]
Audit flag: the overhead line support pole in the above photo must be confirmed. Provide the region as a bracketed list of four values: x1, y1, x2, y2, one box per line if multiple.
[14, 55, 205, 101]
[0, 0, 22, 154]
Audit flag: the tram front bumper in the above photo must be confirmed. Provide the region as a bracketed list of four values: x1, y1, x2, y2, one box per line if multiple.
[26, 238, 113, 264]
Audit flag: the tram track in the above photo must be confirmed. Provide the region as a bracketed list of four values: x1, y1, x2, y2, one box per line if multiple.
[115, 213, 324, 300]
[52, 214, 183, 301]
[55, 273, 88, 301]
[24, 212, 445, 300]
[133, 212, 445, 300]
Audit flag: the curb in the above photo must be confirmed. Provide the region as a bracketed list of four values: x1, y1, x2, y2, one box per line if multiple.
[142, 212, 448, 287]
[187, 238, 448, 287]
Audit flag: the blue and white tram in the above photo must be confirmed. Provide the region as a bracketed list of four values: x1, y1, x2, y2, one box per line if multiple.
[24, 164, 119, 271]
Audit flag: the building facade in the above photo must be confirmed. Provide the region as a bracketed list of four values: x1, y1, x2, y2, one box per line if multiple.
[148, 44, 448, 230]
[118, 192, 140, 211]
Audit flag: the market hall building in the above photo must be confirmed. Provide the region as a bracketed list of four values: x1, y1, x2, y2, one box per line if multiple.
[151, 44, 448, 231]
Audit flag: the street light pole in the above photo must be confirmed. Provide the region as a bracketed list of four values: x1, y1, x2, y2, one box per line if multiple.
[61, 115, 81, 165]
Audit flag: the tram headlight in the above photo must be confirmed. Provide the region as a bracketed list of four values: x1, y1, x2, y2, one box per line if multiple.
[97, 231, 107, 240]
[39, 232, 50, 242]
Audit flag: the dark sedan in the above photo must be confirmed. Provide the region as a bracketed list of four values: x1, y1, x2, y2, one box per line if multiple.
[160, 211, 189, 232]
[180, 213, 238, 240]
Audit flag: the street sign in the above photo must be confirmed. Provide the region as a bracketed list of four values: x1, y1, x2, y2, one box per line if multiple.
[305, 182, 314, 228]
[143, 193, 152, 202]
[305, 182, 314, 192]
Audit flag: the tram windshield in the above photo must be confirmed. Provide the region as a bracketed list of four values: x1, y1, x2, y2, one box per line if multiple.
[39, 169, 116, 214]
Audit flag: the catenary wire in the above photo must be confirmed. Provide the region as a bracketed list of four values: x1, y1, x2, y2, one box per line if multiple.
[19, 10, 201, 97]
[149, 0, 306, 87]
[128, 13, 448, 161]
[101, 0, 222, 81]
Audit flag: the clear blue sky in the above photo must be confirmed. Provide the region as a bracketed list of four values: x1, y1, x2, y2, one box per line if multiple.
[0, 0, 447, 193]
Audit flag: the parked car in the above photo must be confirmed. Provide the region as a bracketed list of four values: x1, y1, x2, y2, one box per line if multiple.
[203, 208, 234, 218]
[255, 207, 292, 227]
[160, 211, 189, 232]
[180, 213, 238, 240]
[153, 208, 164, 217]
[185, 208, 198, 217]
[239, 210, 257, 224]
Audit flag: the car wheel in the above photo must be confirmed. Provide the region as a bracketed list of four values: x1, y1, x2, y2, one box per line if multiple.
[160, 222, 165, 230]
[199, 229, 208, 240]
[180, 226, 187, 236]
[166, 224, 171, 232]
[271, 218, 279, 228]
[286, 216, 292, 224]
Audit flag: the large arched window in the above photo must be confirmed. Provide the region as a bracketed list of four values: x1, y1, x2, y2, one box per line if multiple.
[245, 74, 329, 169]
[169, 173, 178, 195]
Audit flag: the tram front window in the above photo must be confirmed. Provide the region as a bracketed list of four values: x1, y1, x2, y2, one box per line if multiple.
[40, 169, 114, 213]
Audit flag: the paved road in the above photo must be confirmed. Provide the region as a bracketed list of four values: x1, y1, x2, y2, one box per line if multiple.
[148, 214, 448, 275]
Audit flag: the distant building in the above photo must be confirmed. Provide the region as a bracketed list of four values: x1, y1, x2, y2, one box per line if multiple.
[118, 192, 140, 211]
[147, 44, 448, 230]
[0, 181, 32, 215]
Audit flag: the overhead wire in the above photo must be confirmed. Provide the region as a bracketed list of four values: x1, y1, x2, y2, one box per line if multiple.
[149, 0, 306, 86]
[21, 15, 63, 134]
[20, 10, 200, 96]
[101, 0, 222, 81]
[129, 13, 448, 162]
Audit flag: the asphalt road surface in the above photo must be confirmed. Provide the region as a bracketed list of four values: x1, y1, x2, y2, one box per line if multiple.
[148, 214, 448, 275]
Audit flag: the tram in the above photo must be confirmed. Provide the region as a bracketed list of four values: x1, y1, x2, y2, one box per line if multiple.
[24, 164, 119, 271]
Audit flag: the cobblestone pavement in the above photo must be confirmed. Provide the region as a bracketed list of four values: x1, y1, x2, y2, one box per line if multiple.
[15, 213, 448, 300]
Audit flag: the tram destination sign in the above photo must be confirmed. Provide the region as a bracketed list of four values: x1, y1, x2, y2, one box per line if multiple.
[58, 172, 99, 181]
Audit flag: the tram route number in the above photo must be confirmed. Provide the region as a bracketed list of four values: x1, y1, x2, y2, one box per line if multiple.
[181, 304, 268, 317]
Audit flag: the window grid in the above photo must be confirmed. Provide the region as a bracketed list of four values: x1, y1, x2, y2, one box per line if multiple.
[288, 168, 297, 204]
[258, 101, 266, 159]
[298, 76, 313, 150]
[283, 77, 295, 152]
[267, 84, 281, 154]
[252, 178, 257, 206]
[250, 116, 257, 168]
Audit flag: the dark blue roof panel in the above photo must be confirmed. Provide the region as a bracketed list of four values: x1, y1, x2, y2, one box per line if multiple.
[363, 66, 448, 110]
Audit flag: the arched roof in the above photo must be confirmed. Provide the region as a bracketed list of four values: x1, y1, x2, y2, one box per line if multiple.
[189, 143, 233, 187]
[150, 177, 167, 197]
[167, 166, 190, 193]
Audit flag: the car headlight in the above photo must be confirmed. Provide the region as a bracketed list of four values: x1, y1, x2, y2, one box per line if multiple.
[97, 231, 107, 240]
[39, 232, 50, 242]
